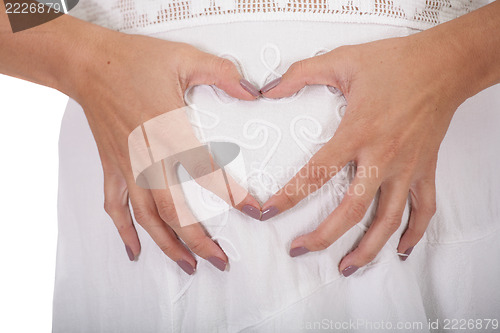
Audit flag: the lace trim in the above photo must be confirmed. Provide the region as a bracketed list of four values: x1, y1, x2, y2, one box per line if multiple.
[71, 0, 486, 34]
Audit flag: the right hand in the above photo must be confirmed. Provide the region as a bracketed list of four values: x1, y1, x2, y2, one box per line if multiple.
[69, 31, 261, 274]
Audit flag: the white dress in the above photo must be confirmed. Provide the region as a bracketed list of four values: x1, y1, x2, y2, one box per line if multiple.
[53, 1, 500, 332]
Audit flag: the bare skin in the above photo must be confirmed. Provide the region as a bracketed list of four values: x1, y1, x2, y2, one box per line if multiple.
[261, 1, 500, 275]
[0, 2, 261, 274]
[1, 1, 499, 276]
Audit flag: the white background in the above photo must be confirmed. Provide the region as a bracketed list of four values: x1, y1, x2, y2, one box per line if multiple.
[0, 74, 68, 332]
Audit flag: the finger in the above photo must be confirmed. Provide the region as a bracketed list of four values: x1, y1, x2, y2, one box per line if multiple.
[261, 50, 343, 99]
[261, 138, 353, 221]
[289, 174, 381, 256]
[172, 223, 229, 271]
[187, 51, 260, 100]
[339, 180, 410, 276]
[103, 171, 141, 261]
[171, 146, 261, 219]
[151, 188, 229, 271]
[397, 178, 436, 260]
[127, 184, 198, 275]
[97, 145, 142, 262]
[133, 110, 261, 219]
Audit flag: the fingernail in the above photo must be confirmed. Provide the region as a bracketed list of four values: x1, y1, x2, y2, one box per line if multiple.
[207, 256, 227, 271]
[242, 205, 261, 220]
[240, 79, 261, 97]
[400, 246, 414, 261]
[290, 246, 310, 257]
[260, 77, 282, 93]
[260, 206, 279, 221]
[125, 245, 135, 261]
[176, 260, 195, 275]
[342, 265, 359, 277]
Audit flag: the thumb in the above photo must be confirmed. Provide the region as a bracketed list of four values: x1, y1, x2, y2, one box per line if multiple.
[262, 50, 344, 99]
[187, 51, 260, 101]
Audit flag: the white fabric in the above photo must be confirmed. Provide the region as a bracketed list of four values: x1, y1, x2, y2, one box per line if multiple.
[53, 19, 500, 333]
[69, 0, 487, 34]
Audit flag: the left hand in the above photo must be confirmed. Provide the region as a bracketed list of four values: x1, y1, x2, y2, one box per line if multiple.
[260, 33, 469, 276]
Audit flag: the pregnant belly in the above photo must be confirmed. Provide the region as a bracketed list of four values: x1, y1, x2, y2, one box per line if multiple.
[148, 22, 413, 331]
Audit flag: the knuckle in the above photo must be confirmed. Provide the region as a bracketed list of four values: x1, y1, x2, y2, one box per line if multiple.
[185, 237, 208, 254]
[408, 224, 426, 240]
[420, 201, 437, 218]
[344, 200, 368, 222]
[382, 213, 403, 233]
[172, 43, 198, 80]
[158, 241, 176, 256]
[191, 162, 214, 180]
[103, 200, 119, 217]
[157, 199, 177, 222]
[133, 207, 154, 225]
[289, 60, 306, 77]
[103, 197, 128, 218]
[218, 58, 235, 75]
[280, 188, 301, 209]
[311, 232, 331, 251]
[303, 163, 329, 190]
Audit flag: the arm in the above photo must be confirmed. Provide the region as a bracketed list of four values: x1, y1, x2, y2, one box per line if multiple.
[411, 0, 500, 101]
[0, 3, 261, 274]
[0, 1, 103, 98]
[260, 1, 500, 275]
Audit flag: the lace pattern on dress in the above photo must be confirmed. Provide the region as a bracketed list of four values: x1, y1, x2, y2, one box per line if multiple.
[71, 0, 486, 34]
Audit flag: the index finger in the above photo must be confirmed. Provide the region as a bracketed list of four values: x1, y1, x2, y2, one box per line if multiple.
[129, 106, 261, 220]
[261, 139, 352, 221]
[289, 173, 381, 257]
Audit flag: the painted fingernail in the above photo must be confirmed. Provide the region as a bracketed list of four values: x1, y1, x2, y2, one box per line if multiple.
[290, 246, 310, 257]
[125, 245, 135, 261]
[400, 246, 414, 261]
[260, 77, 282, 93]
[176, 260, 195, 275]
[207, 256, 227, 271]
[260, 206, 279, 221]
[240, 79, 261, 97]
[342, 265, 359, 277]
[242, 205, 261, 220]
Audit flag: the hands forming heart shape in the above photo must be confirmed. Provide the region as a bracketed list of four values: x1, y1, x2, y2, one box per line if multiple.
[76, 26, 471, 276]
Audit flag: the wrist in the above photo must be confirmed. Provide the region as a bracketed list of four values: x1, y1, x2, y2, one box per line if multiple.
[410, 1, 500, 105]
[55, 21, 125, 103]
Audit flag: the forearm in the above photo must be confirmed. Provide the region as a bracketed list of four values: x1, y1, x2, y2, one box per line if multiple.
[413, 0, 500, 102]
[0, 1, 115, 98]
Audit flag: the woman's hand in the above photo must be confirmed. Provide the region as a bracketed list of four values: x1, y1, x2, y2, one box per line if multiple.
[71, 31, 261, 274]
[0, 6, 263, 274]
[260, 31, 477, 276]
